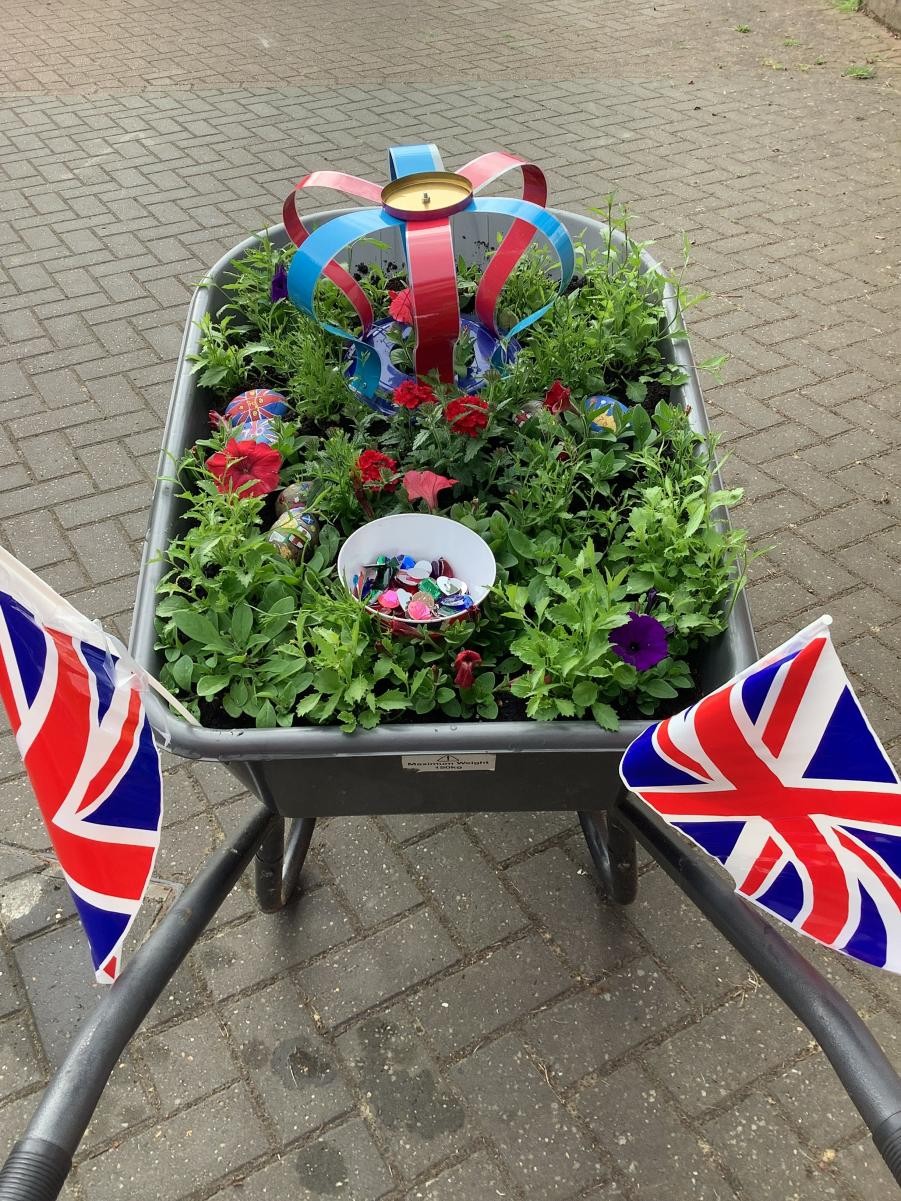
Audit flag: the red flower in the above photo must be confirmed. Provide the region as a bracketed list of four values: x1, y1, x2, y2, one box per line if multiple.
[393, 380, 437, 410]
[446, 395, 489, 437]
[402, 470, 458, 510]
[544, 380, 572, 414]
[454, 649, 482, 690]
[355, 449, 398, 492]
[388, 288, 414, 325]
[206, 439, 281, 498]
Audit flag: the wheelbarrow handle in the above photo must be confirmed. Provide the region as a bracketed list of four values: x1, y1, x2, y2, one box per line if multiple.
[619, 792, 901, 1188]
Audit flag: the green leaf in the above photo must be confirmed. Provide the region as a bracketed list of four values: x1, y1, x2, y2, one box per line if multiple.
[591, 701, 619, 730]
[641, 677, 678, 699]
[571, 680, 598, 708]
[172, 609, 227, 649]
[295, 693, 322, 717]
[231, 602, 253, 645]
[507, 527, 537, 560]
[196, 674, 230, 698]
[376, 690, 409, 711]
[171, 655, 194, 690]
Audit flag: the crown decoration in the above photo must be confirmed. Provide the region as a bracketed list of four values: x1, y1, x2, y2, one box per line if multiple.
[283, 144, 575, 414]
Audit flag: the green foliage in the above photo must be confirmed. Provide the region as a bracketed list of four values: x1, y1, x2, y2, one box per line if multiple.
[843, 63, 875, 78]
[156, 207, 753, 732]
[502, 545, 693, 725]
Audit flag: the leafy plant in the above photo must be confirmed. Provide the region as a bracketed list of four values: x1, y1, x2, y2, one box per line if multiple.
[843, 63, 875, 78]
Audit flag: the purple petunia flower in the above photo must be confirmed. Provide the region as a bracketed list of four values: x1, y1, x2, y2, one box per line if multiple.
[270, 263, 289, 303]
[610, 611, 669, 671]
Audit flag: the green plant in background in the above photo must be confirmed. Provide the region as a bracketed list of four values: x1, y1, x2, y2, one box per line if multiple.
[843, 63, 875, 78]
[832, 0, 861, 11]
[736, 23, 751, 33]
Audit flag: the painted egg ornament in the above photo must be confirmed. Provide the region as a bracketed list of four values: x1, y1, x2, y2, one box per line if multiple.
[268, 507, 320, 561]
[226, 389, 289, 423]
[275, 480, 318, 516]
[233, 418, 279, 446]
[584, 395, 629, 432]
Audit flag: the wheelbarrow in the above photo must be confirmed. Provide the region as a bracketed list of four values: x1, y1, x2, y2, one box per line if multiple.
[1, 209, 900, 1197]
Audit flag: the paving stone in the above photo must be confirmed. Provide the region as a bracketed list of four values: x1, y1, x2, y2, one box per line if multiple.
[576, 1062, 734, 1201]
[379, 813, 455, 842]
[0, 867, 76, 942]
[211, 1118, 395, 1201]
[505, 847, 643, 978]
[300, 908, 460, 1029]
[80, 1056, 156, 1153]
[316, 817, 424, 928]
[137, 1011, 238, 1115]
[523, 957, 690, 1088]
[410, 934, 570, 1059]
[644, 987, 808, 1116]
[624, 866, 769, 1001]
[832, 1134, 900, 1199]
[0, 1015, 43, 1101]
[403, 1150, 514, 1200]
[704, 1093, 842, 1201]
[77, 1083, 270, 1201]
[14, 921, 103, 1065]
[465, 810, 577, 862]
[336, 1002, 467, 1178]
[403, 825, 530, 951]
[195, 888, 355, 1000]
[226, 976, 353, 1140]
[768, 1053, 866, 1153]
[450, 1033, 608, 1198]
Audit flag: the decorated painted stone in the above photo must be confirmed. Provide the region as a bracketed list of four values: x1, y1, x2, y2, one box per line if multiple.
[225, 389, 289, 423]
[268, 507, 320, 561]
[275, 480, 318, 517]
[233, 418, 279, 446]
[585, 395, 628, 431]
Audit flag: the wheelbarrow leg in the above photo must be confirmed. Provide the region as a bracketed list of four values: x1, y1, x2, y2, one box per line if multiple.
[254, 817, 317, 913]
[578, 788, 638, 904]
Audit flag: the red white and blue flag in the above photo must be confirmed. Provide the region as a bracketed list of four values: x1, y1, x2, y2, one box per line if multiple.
[0, 548, 164, 983]
[621, 618, 901, 972]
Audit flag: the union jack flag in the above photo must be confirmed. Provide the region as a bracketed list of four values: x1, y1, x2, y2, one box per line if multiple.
[0, 559, 162, 983]
[621, 618, 901, 972]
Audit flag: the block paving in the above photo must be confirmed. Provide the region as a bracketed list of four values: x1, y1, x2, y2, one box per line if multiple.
[0, 0, 900, 1197]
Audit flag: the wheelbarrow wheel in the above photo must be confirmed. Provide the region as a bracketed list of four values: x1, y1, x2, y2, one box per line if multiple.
[254, 816, 317, 913]
[578, 810, 638, 904]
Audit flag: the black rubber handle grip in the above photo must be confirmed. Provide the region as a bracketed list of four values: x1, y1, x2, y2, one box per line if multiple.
[0, 1139, 71, 1201]
[873, 1112, 901, 1188]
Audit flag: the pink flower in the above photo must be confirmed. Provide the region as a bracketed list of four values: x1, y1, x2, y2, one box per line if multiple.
[544, 380, 572, 414]
[454, 649, 482, 690]
[388, 288, 414, 325]
[206, 439, 282, 497]
[402, 470, 458, 510]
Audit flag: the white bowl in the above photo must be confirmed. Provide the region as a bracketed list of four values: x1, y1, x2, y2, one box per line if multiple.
[337, 513, 497, 630]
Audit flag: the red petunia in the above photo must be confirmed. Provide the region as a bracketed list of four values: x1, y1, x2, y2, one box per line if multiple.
[544, 380, 572, 414]
[388, 288, 414, 325]
[402, 470, 458, 510]
[206, 439, 281, 498]
[445, 395, 489, 437]
[454, 649, 482, 690]
[392, 380, 437, 410]
[355, 448, 398, 492]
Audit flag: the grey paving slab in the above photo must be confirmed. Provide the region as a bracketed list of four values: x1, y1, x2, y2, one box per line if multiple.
[225, 976, 354, 1142]
[336, 1003, 469, 1180]
[575, 1062, 735, 1201]
[450, 1033, 608, 1199]
[403, 1150, 515, 1201]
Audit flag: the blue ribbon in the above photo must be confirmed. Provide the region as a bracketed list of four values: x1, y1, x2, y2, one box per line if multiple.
[388, 143, 445, 179]
[468, 196, 575, 341]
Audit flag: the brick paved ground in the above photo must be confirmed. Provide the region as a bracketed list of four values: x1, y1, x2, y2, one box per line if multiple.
[0, 0, 900, 1198]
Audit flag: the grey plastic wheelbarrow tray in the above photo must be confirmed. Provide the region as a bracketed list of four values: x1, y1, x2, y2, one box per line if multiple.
[129, 206, 758, 819]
